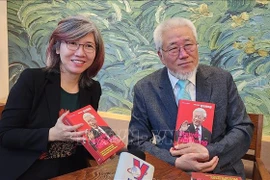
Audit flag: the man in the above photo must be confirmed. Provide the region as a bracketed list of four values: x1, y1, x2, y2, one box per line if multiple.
[128, 17, 254, 178]
[83, 113, 116, 150]
[176, 108, 211, 146]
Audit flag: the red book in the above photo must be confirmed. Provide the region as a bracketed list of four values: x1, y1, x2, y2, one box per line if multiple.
[191, 172, 241, 180]
[64, 105, 125, 165]
[174, 100, 215, 147]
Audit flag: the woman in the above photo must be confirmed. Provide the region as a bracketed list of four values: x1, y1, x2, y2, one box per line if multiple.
[0, 16, 105, 179]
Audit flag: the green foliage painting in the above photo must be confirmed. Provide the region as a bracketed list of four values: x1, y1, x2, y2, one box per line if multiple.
[7, 0, 270, 135]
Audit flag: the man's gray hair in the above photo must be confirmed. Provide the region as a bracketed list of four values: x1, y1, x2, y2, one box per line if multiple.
[153, 17, 197, 51]
[193, 108, 207, 118]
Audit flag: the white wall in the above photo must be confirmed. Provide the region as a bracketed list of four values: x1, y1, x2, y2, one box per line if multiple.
[0, 0, 8, 103]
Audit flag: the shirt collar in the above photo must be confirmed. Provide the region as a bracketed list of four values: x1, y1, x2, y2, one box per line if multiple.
[194, 125, 201, 130]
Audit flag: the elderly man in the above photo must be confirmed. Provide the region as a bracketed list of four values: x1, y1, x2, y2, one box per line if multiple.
[83, 113, 116, 150]
[128, 17, 253, 179]
[176, 108, 212, 146]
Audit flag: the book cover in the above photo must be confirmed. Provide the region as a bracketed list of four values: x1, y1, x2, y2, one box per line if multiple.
[114, 152, 155, 180]
[64, 105, 125, 165]
[174, 100, 215, 147]
[191, 172, 241, 180]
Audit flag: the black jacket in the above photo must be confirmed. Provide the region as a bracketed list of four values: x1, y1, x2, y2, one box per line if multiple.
[0, 68, 101, 179]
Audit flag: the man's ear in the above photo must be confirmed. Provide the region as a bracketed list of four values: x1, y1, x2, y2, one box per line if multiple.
[158, 50, 166, 65]
[157, 50, 162, 59]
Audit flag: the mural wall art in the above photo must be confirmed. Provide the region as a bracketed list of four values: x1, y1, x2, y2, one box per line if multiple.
[7, 0, 270, 135]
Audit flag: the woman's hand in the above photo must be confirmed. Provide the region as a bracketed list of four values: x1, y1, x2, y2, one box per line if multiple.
[48, 111, 86, 142]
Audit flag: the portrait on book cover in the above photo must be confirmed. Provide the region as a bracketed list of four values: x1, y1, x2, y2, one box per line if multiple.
[175, 106, 213, 146]
[83, 112, 120, 150]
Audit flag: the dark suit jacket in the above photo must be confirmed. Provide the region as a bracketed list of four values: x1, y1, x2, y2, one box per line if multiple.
[187, 124, 211, 144]
[88, 126, 116, 150]
[0, 68, 101, 179]
[128, 65, 254, 178]
[91, 126, 116, 138]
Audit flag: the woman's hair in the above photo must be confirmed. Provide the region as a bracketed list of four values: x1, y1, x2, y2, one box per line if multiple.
[153, 17, 197, 51]
[46, 15, 105, 88]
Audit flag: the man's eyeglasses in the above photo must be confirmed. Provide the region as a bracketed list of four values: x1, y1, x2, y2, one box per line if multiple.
[194, 115, 205, 120]
[162, 43, 198, 56]
[65, 41, 96, 53]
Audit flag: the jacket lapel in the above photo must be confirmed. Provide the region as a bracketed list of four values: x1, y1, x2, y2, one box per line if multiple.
[45, 71, 61, 126]
[196, 66, 212, 102]
[158, 68, 178, 127]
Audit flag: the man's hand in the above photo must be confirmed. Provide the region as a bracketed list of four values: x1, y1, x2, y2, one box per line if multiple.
[170, 143, 209, 157]
[87, 130, 95, 140]
[179, 120, 190, 131]
[49, 111, 86, 142]
[175, 153, 219, 172]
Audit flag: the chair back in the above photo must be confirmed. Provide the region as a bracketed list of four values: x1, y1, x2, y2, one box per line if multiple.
[243, 113, 263, 161]
[243, 113, 270, 180]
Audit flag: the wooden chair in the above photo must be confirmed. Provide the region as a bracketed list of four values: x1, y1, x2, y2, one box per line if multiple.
[243, 114, 270, 180]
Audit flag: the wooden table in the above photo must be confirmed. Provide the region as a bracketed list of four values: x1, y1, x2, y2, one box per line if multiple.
[51, 153, 191, 180]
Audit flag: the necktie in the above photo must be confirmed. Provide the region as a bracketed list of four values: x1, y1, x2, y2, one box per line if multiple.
[176, 80, 191, 104]
[195, 127, 199, 134]
[97, 128, 110, 139]
[95, 128, 102, 136]
[195, 127, 200, 141]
